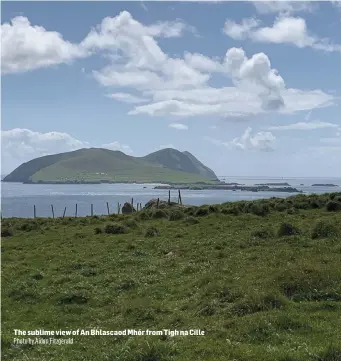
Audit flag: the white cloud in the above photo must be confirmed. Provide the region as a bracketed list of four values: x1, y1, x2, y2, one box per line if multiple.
[230, 127, 276, 151]
[305, 110, 312, 121]
[131, 46, 334, 117]
[184, 52, 222, 72]
[252, 1, 315, 15]
[204, 127, 276, 152]
[147, 19, 196, 38]
[140, 1, 148, 12]
[268, 122, 341, 131]
[129, 86, 334, 117]
[1, 12, 194, 75]
[280, 89, 335, 113]
[83, 12, 294, 115]
[2, 12, 337, 119]
[1, 128, 133, 173]
[251, 16, 315, 47]
[106, 93, 148, 103]
[223, 18, 260, 40]
[168, 123, 188, 130]
[1, 16, 88, 74]
[1, 128, 88, 173]
[101, 141, 133, 154]
[223, 16, 341, 53]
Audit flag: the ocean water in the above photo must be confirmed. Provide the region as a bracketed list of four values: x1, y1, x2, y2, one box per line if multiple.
[1, 177, 340, 219]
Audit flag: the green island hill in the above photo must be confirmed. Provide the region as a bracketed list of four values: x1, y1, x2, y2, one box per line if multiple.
[3, 148, 219, 184]
[2, 192, 341, 361]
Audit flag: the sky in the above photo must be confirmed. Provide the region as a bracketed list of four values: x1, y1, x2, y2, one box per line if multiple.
[1, 0, 341, 177]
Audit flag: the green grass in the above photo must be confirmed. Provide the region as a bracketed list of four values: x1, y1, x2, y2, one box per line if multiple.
[31, 161, 213, 183]
[1, 193, 341, 361]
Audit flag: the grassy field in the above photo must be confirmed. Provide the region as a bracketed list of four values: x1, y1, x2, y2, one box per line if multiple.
[31, 166, 216, 184]
[1, 193, 341, 361]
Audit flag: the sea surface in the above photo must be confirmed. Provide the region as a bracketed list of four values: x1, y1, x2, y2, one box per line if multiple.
[1, 177, 340, 219]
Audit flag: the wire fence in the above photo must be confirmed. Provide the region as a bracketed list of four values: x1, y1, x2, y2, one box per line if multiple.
[1, 190, 184, 219]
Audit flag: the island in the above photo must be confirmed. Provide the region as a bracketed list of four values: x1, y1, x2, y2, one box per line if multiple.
[154, 184, 302, 193]
[3, 148, 220, 185]
[255, 182, 291, 186]
[312, 184, 338, 187]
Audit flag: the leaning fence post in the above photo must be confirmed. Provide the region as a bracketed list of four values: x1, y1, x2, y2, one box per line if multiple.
[62, 207, 67, 218]
[33, 205, 36, 219]
[51, 205, 55, 218]
[178, 189, 182, 205]
[106, 202, 110, 215]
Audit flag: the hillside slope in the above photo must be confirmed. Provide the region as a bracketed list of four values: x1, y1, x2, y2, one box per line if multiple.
[182, 150, 217, 180]
[141, 148, 218, 180]
[2, 149, 85, 183]
[3, 148, 218, 184]
[2, 193, 341, 361]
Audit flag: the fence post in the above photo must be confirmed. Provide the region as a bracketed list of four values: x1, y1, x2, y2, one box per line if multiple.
[63, 207, 67, 218]
[157, 198, 159, 209]
[51, 205, 55, 218]
[117, 202, 120, 214]
[75, 204, 78, 218]
[106, 202, 110, 215]
[33, 205, 36, 219]
[91, 204, 93, 216]
[178, 189, 182, 205]
[168, 190, 171, 205]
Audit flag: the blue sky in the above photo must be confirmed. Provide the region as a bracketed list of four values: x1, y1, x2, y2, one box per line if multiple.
[1, 1, 341, 177]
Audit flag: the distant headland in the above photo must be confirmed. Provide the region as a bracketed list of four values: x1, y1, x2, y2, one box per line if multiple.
[2, 148, 219, 185]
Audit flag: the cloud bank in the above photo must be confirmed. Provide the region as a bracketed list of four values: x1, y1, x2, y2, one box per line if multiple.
[1, 11, 336, 119]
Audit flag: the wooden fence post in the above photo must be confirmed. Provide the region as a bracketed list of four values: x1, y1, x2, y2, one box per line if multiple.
[51, 205, 55, 218]
[62, 207, 67, 218]
[106, 202, 110, 215]
[91, 204, 93, 216]
[157, 198, 159, 209]
[75, 204, 78, 218]
[168, 190, 171, 205]
[33, 205, 36, 219]
[178, 189, 182, 205]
